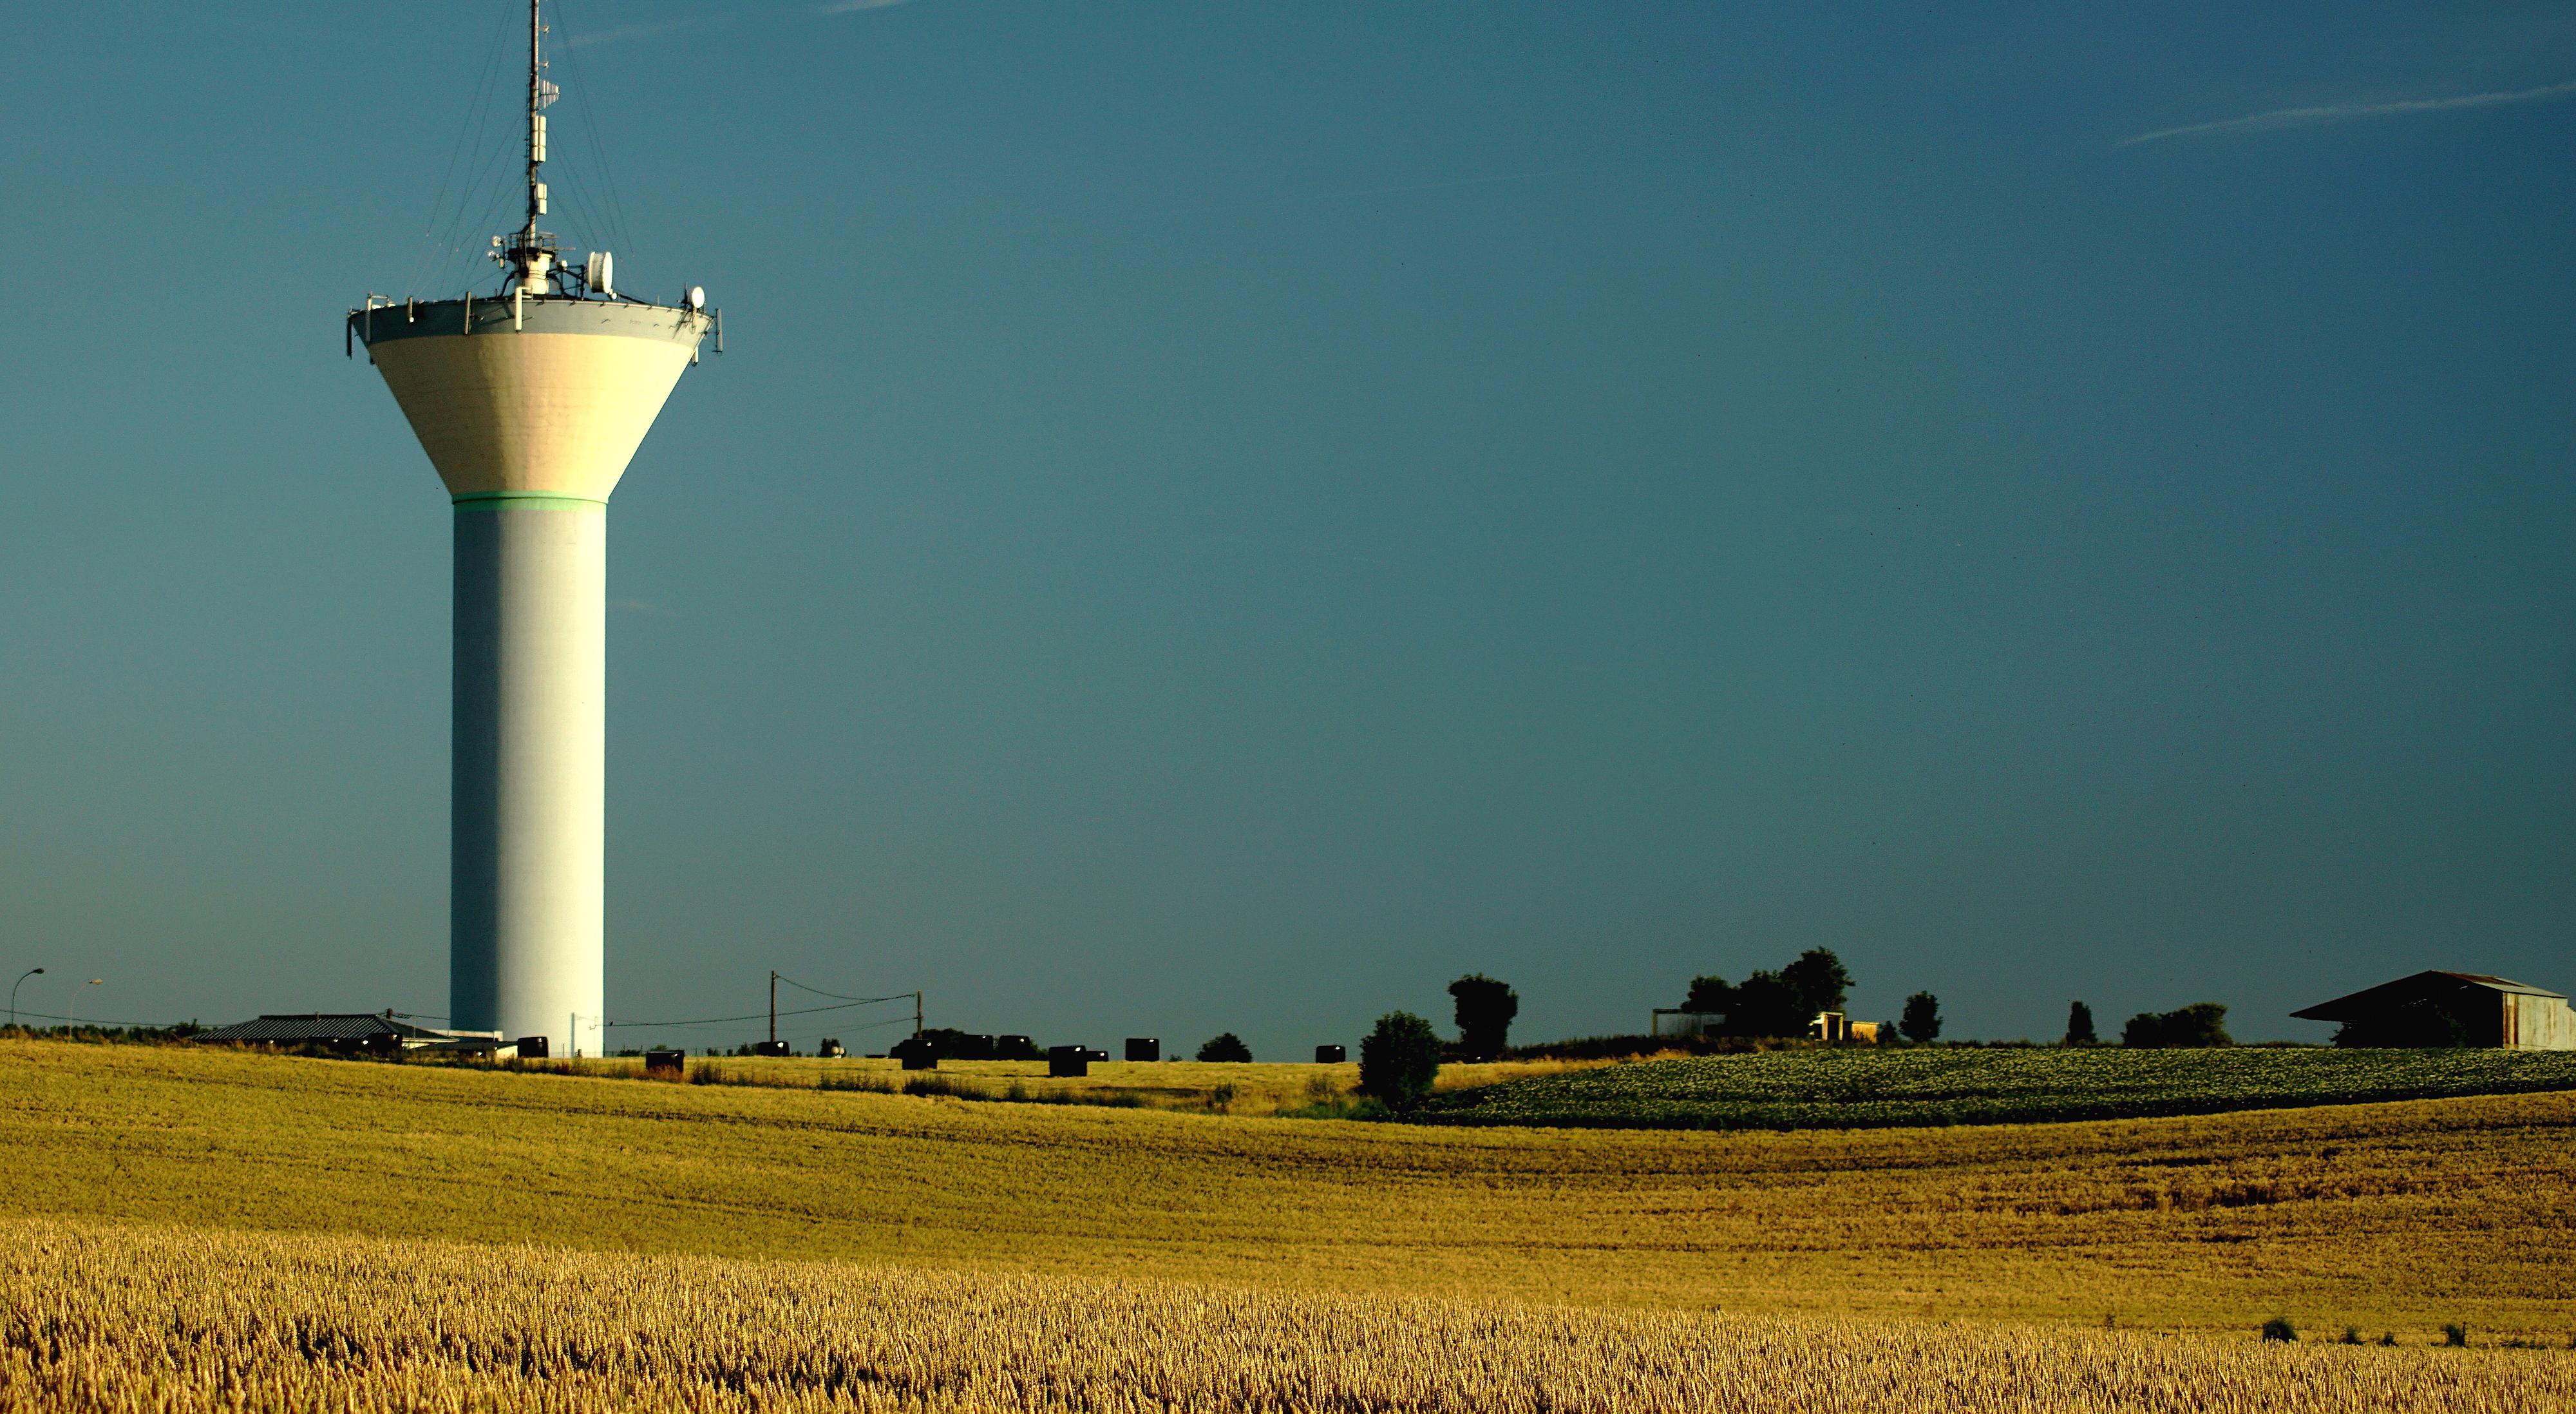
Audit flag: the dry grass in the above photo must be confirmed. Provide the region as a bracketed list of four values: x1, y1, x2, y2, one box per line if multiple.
[4, 1040, 2573, 1339]
[7, 1218, 2570, 1413]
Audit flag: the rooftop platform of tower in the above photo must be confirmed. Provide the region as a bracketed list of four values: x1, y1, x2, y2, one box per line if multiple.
[349, 292, 714, 349]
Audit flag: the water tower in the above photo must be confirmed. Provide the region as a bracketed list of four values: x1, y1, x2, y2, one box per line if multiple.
[349, 0, 716, 1056]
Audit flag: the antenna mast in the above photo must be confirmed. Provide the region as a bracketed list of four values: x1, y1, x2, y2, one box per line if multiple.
[526, 0, 543, 240]
[507, 0, 556, 294]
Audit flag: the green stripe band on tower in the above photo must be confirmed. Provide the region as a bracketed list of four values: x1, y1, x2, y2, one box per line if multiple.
[452, 492, 608, 511]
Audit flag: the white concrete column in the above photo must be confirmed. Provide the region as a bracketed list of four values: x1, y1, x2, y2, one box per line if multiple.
[450, 495, 607, 1056]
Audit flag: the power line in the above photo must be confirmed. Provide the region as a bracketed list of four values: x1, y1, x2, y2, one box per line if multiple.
[621, 1015, 914, 1040]
[547, 0, 632, 256]
[602, 997, 904, 1029]
[408, 0, 516, 296]
[773, 975, 916, 1005]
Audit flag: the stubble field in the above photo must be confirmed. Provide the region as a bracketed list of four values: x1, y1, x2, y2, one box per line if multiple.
[5, 1040, 2573, 1410]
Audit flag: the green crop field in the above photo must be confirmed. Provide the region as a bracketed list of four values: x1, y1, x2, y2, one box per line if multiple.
[1414, 1046, 2576, 1129]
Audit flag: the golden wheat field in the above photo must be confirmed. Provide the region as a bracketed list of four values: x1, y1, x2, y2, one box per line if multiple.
[5, 1040, 2575, 1409]
[6, 1218, 2571, 1413]
[8, 1041, 2576, 1332]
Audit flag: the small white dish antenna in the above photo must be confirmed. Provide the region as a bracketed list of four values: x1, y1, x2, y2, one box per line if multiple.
[584, 251, 616, 298]
[686, 285, 706, 311]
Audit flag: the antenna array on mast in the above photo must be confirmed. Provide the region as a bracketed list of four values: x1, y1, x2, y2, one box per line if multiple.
[500, 0, 558, 294]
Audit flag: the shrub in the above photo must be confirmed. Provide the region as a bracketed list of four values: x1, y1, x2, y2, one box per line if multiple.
[2443, 1323, 2468, 1348]
[1196, 1033, 1252, 1064]
[1448, 975, 1519, 1062]
[1358, 1012, 1442, 1109]
[2260, 1317, 2297, 1342]
[2340, 1326, 2362, 1345]
[2064, 1001, 2097, 1047]
[2124, 1003, 2231, 1049]
[1899, 992, 1942, 1044]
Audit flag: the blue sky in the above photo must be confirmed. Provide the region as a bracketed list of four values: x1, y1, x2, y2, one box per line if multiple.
[1, 2, 2570, 1053]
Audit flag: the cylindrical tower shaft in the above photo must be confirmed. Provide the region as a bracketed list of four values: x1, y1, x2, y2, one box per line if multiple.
[451, 497, 607, 1055]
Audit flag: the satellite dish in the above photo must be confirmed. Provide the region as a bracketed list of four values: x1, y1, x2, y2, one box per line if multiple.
[585, 251, 615, 298]
[687, 285, 706, 311]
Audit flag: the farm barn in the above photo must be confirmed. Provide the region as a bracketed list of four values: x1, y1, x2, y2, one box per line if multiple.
[2292, 971, 2576, 1050]
[195, 1013, 502, 1055]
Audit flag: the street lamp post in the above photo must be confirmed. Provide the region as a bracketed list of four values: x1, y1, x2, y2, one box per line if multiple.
[8, 968, 41, 1031]
[69, 979, 99, 1034]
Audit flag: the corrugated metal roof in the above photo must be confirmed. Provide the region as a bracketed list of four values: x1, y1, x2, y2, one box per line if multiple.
[2427, 971, 2563, 997]
[2291, 970, 2566, 1022]
[195, 1013, 448, 1043]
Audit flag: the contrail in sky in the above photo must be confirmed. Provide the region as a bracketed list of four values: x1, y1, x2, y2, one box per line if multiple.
[567, 16, 724, 50]
[2121, 79, 2576, 146]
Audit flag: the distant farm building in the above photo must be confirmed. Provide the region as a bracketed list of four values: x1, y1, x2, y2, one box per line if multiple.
[194, 1013, 502, 1055]
[2291, 972, 2575, 1050]
[1650, 1009, 1722, 1039]
[1807, 1012, 1877, 1044]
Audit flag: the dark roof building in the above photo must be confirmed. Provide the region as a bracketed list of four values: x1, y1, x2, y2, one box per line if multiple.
[2291, 971, 2574, 1051]
[195, 1013, 499, 1052]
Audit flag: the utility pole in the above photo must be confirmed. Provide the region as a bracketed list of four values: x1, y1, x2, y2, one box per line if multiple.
[770, 970, 778, 1046]
[914, 990, 923, 1037]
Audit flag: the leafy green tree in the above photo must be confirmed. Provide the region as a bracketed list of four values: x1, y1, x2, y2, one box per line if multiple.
[1780, 948, 1852, 1017]
[1358, 1012, 1443, 1108]
[1899, 991, 1942, 1044]
[1447, 975, 1519, 1061]
[1681, 975, 1737, 1018]
[2162, 1002, 2230, 1047]
[2064, 1001, 2097, 1047]
[1195, 1032, 1252, 1063]
[1728, 970, 1806, 1038]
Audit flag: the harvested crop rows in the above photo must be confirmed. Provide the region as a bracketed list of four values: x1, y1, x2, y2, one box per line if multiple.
[1416, 1046, 2576, 1129]
[8, 1218, 2571, 1414]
